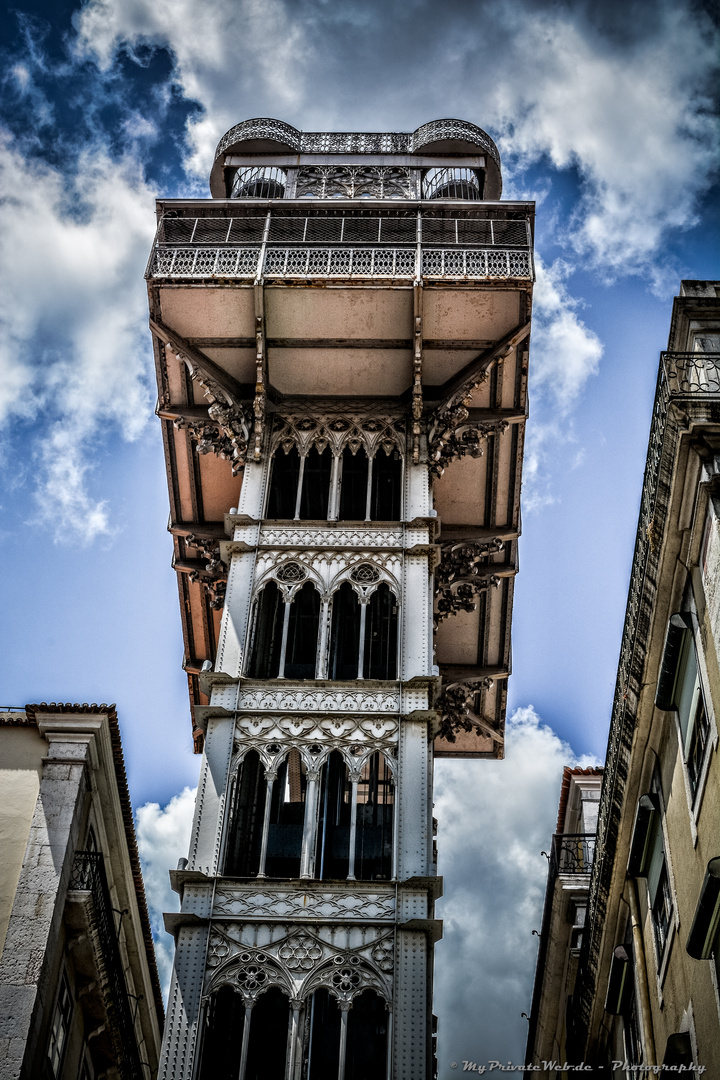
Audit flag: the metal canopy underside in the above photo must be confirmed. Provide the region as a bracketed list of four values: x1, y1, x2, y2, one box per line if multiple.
[148, 197, 533, 758]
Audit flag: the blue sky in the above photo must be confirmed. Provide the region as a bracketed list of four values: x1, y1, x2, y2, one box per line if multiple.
[1, 0, 718, 1067]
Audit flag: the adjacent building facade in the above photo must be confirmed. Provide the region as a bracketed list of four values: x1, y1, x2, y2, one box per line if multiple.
[0, 703, 164, 1080]
[526, 767, 602, 1069]
[528, 282, 720, 1075]
[145, 118, 534, 1079]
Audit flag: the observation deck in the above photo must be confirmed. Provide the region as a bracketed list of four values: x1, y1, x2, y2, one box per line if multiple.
[147, 119, 535, 758]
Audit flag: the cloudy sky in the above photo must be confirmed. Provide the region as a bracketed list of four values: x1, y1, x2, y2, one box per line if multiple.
[1, 0, 718, 1068]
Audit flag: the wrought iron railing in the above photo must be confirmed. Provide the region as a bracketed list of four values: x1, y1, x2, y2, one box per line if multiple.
[574, 350, 720, 1050]
[552, 833, 596, 875]
[69, 851, 144, 1080]
[148, 210, 533, 282]
[213, 118, 501, 169]
[662, 351, 720, 394]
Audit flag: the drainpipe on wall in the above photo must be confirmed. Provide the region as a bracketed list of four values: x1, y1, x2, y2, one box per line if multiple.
[627, 878, 656, 1066]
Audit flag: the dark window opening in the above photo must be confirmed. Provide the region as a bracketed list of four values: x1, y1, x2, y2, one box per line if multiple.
[306, 990, 341, 1080]
[688, 695, 711, 797]
[285, 582, 321, 679]
[316, 751, 351, 880]
[225, 751, 265, 876]
[355, 753, 394, 881]
[299, 447, 331, 520]
[47, 972, 73, 1079]
[370, 451, 401, 520]
[266, 749, 307, 878]
[345, 991, 388, 1080]
[267, 448, 301, 519]
[652, 861, 674, 956]
[329, 583, 361, 680]
[198, 987, 245, 1080]
[364, 584, 398, 680]
[248, 583, 284, 678]
[339, 447, 369, 520]
[245, 988, 289, 1080]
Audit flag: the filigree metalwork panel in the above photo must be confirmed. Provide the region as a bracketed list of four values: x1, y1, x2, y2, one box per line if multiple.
[296, 166, 413, 200]
[256, 525, 407, 549]
[270, 410, 405, 461]
[213, 886, 396, 922]
[236, 684, 401, 714]
[263, 246, 417, 279]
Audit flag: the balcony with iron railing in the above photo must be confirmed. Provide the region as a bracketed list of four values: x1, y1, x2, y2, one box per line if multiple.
[69, 850, 144, 1080]
[147, 206, 534, 284]
[550, 834, 597, 876]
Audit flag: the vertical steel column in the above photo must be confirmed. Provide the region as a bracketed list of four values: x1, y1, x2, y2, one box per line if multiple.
[337, 1003, 350, 1080]
[257, 776, 275, 878]
[347, 778, 359, 880]
[300, 772, 321, 879]
[238, 1002, 253, 1080]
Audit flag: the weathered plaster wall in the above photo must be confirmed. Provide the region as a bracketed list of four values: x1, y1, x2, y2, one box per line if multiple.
[0, 727, 45, 957]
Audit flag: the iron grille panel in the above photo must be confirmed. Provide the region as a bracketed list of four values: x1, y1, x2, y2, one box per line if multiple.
[69, 851, 144, 1080]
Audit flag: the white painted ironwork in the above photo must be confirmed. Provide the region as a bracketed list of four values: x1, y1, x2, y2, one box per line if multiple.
[150, 243, 531, 281]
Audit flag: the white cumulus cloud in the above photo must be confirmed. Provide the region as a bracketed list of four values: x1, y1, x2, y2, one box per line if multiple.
[135, 785, 197, 997]
[434, 705, 599, 1064]
[0, 132, 157, 541]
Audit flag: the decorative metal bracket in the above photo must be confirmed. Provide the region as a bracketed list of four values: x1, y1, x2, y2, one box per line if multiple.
[186, 535, 228, 611]
[433, 539, 503, 626]
[434, 679, 503, 744]
[151, 317, 253, 476]
[427, 321, 531, 477]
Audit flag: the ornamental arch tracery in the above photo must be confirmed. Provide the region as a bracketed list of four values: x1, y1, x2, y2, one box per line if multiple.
[247, 557, 401, 681]
[224, 744, 396, 882]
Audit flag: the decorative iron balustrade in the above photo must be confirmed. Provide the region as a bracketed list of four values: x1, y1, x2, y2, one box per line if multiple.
[552, 834, 596, 875]
[69, 850, 144, 1080]
[662, 351, 720, 394]
[149, 245, 532, 281]
[575, 350, 720, 1047]
[148, 210, 533, 282]
[214, 118, 501, 169]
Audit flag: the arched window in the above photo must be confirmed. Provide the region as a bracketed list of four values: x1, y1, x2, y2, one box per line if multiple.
[198, 986, 244, 1080]
[339, 446, 369, 520]
[247, 581, 320, 680]
[245, 988, 289, 1080]
[266, 442, 403, 522]
[345, 990, 388, 1080]
[267, 447, 301, 519]
[284, 581, 321, 679]
[364, 584, 398, 680]
[225, 750, 265, 876]
[299, 446, 332, 520]
[370, 449, 402, 520]
[247, 582, 284, 678]
[328, 583, 361, 680]
[316, 751, 351, 880]
[266, 749, 307, 878]
[306, 989, 342, 1080]
[355, 753, 394, 881]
